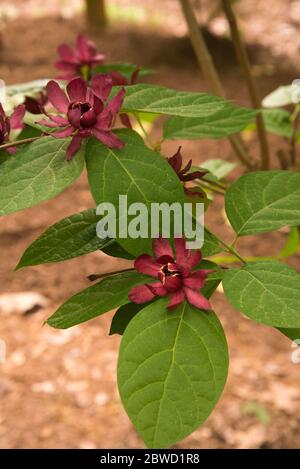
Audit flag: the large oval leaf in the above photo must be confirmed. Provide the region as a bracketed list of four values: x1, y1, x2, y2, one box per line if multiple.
[0, 136, 84, 216]
[16, 209, 113, 268]
[223, 260, 300, 327]
[47, 271, 148, 329]
[119, 84, 227, 117]
[225, 171, 300, 236]
[118, 299, 228, 448]
[163, 106, 257, 140]
[85, 129, 186, 256]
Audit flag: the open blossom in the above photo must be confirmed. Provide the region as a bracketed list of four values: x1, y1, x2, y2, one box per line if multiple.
[129, 237, 212, 311]
[55, 34, 105, 80]
[110, 67, 140, 86]
[168, 147, 206, 182]
[38, 75, 125, 160]
[24, 91, 48, 115]
[0, 103, 25, 154]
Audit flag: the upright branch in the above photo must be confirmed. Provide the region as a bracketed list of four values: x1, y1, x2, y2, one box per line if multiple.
[222, 0, 270, 170]
[178, 0, 253, 170]
[86, 0, 107, 29]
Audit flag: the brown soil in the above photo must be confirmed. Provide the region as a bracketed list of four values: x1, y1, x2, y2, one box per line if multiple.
[0, 3, 300, 449]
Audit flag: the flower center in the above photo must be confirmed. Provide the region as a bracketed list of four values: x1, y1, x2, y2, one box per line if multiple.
[161, 263, 180, 277]
[68, 101, 97, 128]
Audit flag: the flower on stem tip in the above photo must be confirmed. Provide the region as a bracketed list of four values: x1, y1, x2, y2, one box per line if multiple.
[167, 146, 207, 198]
[129, 237, 212, 311]
[38, 74, 125, 160]
[24, 91, 48, 115]
[0, 103, 25, 154]
[55, 34, 105, 80]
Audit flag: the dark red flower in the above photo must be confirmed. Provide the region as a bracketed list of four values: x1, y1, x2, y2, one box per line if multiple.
[109, 67, 140, 86]
[167, 146, 207, 198]
[55, 34, 105, 80]
[0, 103, 25, 154]
[38, 75, 125, 160]
[129, 237, 212, 311]
[24, 91, 48, 115]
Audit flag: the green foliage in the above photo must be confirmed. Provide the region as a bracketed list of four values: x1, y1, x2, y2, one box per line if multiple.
[0, 137, 85, 216]
[16, 209, 112, 268]
[223, 261, 300, 327]
[47, 271, 148, 329]
[118, 299, 228, 448]
[225, 171, 300, 236]
[164, 106, 257, 140]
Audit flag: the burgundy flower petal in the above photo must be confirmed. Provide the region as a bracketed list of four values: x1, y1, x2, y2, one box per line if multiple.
[57, 43, 76, 63]
[128, 284, 156, 304]
[76, 34, 91, 61]
[10, 105, 25, 129]
[46, 80, 69, 113]
[183, 271, 207, 290]
[146, 282, 167, 297]
[156, 255, 174, 265]
[46, 114, 69, 126]
[95, 112, 113, 130]
[164, 275, 182, 293]
[80, 109, 97, 127]
[130, 67, 140, 85]
[67, 107, 81, 128]
[183, 287, 211, 310]
[167, 146, 182, 174]
[180, 170, 207, 182]
[36, 118, 63, 128]
[93, 95, 104, 114]
[67, 77, 87, 103]
[93, 129, 124, 149]
[153, 237, 173, 261]
[92, 74, 113, 101]
[51, 127, 74, 138]
[167, 290, 185, 310]
[120, 113, 132, 129]
[104, 88, 125, 115]
[66, 135, 82, 160]
[110, 70, 127, 86]
[54, 61, 79, 72]
[175, 237, 201, 270]
[134, 254, 161, 278]
[7, 146, 17, 155]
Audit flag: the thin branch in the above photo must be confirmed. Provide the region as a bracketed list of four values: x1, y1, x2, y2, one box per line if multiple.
[0, 136, 41, 150]
[87, 267, 135, 282]
[222, 0, 270, 169]
[178, 0, 254, 169]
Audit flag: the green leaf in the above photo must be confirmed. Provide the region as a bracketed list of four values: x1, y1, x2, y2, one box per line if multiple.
[223, 260, 300, 327]
[109, 302, 146, 336]
[0, 136, 84, 216]
[16, 209, 112, 268]
[118, 299, 228, 448]
[279, 227, 299, 258]
[85, 129, 185, 256]
[47, 271, 148, 329]
[202, 229, 221, 257]
[163, 106, 257, 140]
[101, 240, 135, 260]
[262, 85, 293, 108]
[225, 171, 300, 236]
[120, 84, 227, 117]
[200, 159, 236, 181]
[278, 327, 300, 341]
[262, 109, 293, 137]
[93, 63, 152, 80]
